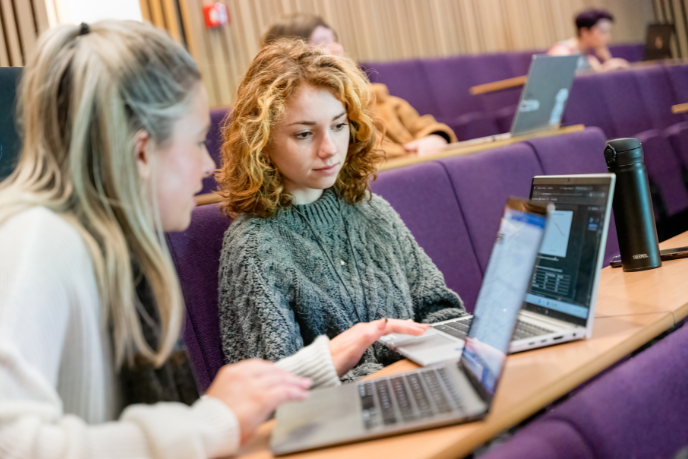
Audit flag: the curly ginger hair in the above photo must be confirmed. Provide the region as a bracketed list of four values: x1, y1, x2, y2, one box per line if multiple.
[216, 39, 384, 218]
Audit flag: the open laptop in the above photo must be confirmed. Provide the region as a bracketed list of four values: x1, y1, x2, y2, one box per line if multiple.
[645, 23, 674, 61]
[0, 67, 22, 182]
[380, 174, 615, 366]
[271, 198, 549, 455]
[454, 54, 579, 147]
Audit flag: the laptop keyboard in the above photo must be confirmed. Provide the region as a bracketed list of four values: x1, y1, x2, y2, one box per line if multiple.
[512, 321, 554, 340]
[433, 317, 554, 341]
[359, 367, 466, 430]
[432, 319, 471, 340]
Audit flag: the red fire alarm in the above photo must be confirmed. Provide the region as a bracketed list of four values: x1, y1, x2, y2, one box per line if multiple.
[203, 3, 229, 28]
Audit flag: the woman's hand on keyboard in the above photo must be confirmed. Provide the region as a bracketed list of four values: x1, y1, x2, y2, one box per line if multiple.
[329, 319, 428, 377]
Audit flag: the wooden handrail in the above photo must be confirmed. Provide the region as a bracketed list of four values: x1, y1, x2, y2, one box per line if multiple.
[470, 75, 527, 95]
[672, 103, 688, 114]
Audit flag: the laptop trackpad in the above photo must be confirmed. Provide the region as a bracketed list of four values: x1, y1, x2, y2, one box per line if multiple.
[397, 333, 458, 352]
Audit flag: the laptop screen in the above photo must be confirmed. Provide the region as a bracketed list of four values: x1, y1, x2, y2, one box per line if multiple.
[527, 176, 613, 326]
[461, 199, 547, 396]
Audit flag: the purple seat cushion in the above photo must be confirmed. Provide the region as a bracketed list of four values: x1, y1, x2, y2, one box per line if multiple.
[665, 121, 688, 170]
[422, 56, 482, 120]
[666, 64, 688, 104]
[596, 70, 653, 138]
[635, 66, 687, 129]
[438, 143, 543, 272]
[544, 324, 688, 459]
[525, 127, 620, 263]
[362, 59, 438, 116]
[371, 163, 483, 312]
[563, 73, 617, 138]
[480, 419, 593, 459]
[166, 204, 232, 390]
[200, 107, 231, 194]
[636, 130, 688, 216]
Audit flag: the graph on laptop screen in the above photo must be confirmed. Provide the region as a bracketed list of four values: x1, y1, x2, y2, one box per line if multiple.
[462, 204, 546, 395]
[528, 182, 610, 326]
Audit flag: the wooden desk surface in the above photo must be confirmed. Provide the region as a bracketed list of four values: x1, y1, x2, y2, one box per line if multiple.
[595, 231, 688, 321]
[234, 312, 673, 459]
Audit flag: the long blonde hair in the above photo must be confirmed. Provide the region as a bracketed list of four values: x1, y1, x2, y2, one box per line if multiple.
[0, 20, 200, 368]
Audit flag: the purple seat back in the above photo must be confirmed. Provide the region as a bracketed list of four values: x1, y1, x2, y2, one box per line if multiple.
[636, 130, 688, 216]
[421, 56, 482, 120]
[608, 43, 645, 63]
[438, 143, 543, 272]
[544, 324, 688, 458]
[596, 70, 652, 138]
[667, 64, 688, 103]
[448, 112, 502, 141]
[480, 419, 593, 459]
[362, 59, 438, 116]
[525, 127, 620, 263]
[470, 53, 523, 113]
[635, 66, 686, 129]
[563, 73, 617, 138]
[200, 107, 231, 195]
[166, 204, 231, 390]
[371, 163, 483, 312]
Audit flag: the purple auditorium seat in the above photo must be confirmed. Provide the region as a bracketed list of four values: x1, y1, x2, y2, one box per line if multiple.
[470, 53, 524, 113]
[422, 56, 483, 122]
[480, 419, 593, 459]
[448, 112, 502, 141]
[608, 43, 645, 63]
[361, 59, 439, 116]
[525, 127, 620, 263]
[166, 204, 232, 391]
[370, 163, 483, 312]
[596, 70, 653, 138]
[507, 51, 540, 77]
[563, 73, 617, 138]
[665, 121, 688, 169]
[438, 143, 543, 272]
[199, 107, 231, 195]
[635, 130, 688, 217]
[541, 324, 688, 458]
[666, 64, 688, 104]
[635, 66, 687, 129]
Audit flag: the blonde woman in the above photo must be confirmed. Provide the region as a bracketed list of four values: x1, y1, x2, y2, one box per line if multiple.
[0, 21, 426, 458]
[217, 39, 467, 381]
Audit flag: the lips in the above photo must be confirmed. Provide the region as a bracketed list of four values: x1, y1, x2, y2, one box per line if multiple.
[314, 163, 339, 173]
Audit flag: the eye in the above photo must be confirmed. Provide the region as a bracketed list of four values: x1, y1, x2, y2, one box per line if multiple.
[334, 122, 349, 131]
[295, 131, 312, 140]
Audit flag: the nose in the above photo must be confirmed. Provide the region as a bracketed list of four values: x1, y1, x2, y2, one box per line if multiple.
[201, 144, 216, 179]
[318, 132, 337, 160]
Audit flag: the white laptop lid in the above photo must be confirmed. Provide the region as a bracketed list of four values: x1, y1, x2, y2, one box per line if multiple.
[527, 174, 615, 337]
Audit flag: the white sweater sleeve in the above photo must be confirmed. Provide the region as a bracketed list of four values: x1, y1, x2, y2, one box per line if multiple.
[0, 208, 240, 459]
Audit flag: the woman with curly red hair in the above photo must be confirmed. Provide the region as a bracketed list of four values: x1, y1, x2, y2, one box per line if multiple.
[217, 39, 467, 381]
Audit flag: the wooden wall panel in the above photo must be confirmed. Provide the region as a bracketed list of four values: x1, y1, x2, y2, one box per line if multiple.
[0, 0, 51, 67]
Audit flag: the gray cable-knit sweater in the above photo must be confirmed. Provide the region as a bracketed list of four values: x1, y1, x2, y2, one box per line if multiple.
[218, 188, 467, 380]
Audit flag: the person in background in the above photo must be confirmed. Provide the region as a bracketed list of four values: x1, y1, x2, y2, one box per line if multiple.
[262, 13, 458, 158]
[216, 39, 467, 382]
[548, 8, 629, 72]
[0, 20, 427, 459]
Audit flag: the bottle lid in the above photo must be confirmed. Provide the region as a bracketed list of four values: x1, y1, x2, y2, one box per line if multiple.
[605, 138, 643, 168]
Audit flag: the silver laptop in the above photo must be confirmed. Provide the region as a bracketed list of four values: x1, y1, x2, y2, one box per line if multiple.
[454, 54, 579, 147]
[381, 174, 615, 366]
[271, 198, 550, 455]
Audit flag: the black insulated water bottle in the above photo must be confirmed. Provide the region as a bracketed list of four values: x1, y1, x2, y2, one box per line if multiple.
[604, 138, 662, 272]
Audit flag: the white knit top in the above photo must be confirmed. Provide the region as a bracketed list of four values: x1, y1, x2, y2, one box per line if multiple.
[0, 207, 340, 459]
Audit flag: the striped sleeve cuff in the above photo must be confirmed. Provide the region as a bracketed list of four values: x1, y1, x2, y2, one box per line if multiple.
[275, 335, 341, 389]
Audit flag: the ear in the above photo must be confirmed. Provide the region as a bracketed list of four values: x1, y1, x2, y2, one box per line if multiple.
[134, 130, 152, 182]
